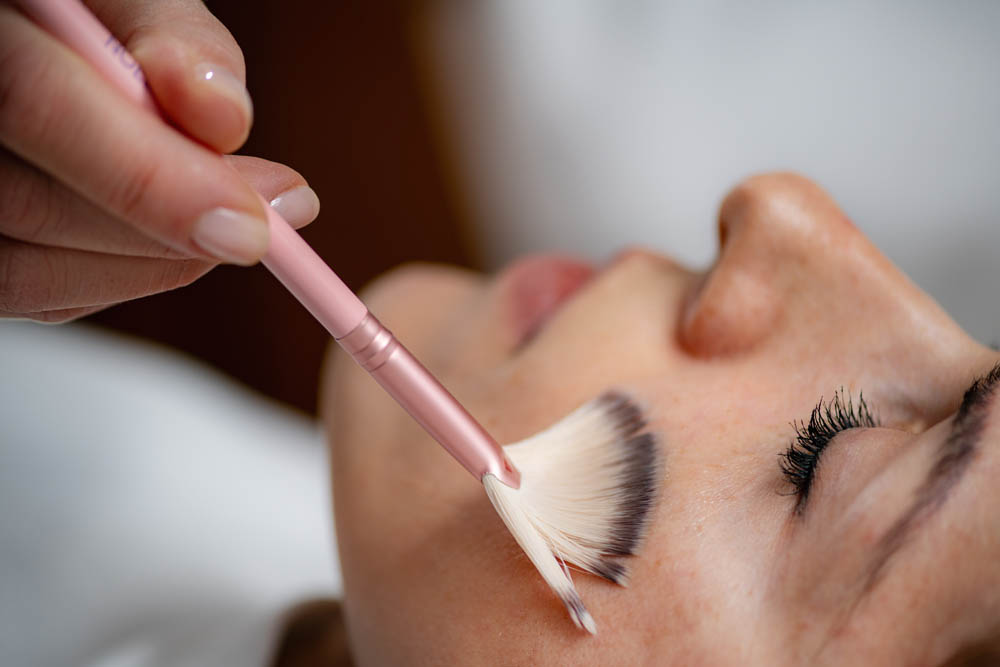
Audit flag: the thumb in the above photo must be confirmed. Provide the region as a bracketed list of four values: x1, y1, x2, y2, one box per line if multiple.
[94, 0, 253, 154]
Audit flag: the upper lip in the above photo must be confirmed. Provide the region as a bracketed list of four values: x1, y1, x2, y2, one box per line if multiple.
[493, 249, 661, 346]
[494, 254, 598, 348]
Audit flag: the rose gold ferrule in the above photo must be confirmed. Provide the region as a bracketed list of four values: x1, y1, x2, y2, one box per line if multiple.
[336, 312, 400, 371]
[336, 313, 521, 489]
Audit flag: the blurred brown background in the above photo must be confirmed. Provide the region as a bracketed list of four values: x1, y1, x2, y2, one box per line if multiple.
[89, 0, 473, 415]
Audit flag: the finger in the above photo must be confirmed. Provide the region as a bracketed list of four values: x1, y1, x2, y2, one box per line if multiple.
[0, 8, 270, 265]
[0, 151, 319, 257]
[89, 0, 253, 154]
[225, 155, 320, 230]
[0, 149, 188, 259]
[0, 237, 212, 314]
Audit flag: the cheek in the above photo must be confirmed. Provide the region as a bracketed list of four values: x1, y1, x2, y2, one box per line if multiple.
[325, 372, 766, 663]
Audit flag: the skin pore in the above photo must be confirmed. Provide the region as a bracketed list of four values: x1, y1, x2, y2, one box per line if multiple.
[319, 173, 1000, 665]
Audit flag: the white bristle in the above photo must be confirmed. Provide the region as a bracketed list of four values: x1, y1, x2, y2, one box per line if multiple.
[483, 392, 660, 634]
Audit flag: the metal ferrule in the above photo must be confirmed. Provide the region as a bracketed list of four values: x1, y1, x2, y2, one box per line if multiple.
[336, 312, 521, 489]
[336, 312, 399, 371]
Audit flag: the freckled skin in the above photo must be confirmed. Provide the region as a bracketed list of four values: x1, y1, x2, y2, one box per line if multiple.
[320, 173, 1000, 666]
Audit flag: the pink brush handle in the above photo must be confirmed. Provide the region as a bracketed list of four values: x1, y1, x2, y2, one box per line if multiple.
[18, 0, 520, 488]
[15, 0, 156, 114]
[263, 208, 520, 486]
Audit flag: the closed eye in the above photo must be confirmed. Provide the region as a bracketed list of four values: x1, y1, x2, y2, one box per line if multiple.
[779, 389, 878, 513]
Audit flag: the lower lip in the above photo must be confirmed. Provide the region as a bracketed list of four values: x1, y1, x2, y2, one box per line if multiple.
[496, 254, 597, 345]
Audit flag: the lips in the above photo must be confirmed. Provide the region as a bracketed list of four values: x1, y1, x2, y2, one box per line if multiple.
[496, 254, 597, 346]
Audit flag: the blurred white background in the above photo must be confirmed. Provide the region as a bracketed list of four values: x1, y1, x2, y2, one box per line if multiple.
[425, 0, 1000, 344]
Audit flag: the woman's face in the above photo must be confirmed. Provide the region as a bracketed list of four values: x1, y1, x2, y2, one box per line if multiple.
[321, 173, 1000, 665]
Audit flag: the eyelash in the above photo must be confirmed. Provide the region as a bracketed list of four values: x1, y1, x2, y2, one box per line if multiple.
[780, 389, 878, 510]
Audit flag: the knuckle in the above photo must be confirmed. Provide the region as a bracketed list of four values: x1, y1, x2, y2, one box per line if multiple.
[106, 157, 161, 223]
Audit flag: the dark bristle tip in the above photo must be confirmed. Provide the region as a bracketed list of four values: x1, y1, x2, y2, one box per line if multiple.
[562, 591, 589, 622]
[604, 431, 661, 556]
[621, 432, 658, 464]
[593, 560, 629, 585]
[598, 391, 647, 436]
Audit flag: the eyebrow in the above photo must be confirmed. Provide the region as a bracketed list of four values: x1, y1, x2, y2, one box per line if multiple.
[861, 362, 1000, 595]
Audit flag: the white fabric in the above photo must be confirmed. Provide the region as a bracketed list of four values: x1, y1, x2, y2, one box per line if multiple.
[0, 322, 341, 667]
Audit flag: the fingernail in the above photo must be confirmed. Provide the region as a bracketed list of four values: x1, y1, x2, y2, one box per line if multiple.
[270, 186, 321, 228]
[192, 208, 269, 265]
[194, 62, 253, 124]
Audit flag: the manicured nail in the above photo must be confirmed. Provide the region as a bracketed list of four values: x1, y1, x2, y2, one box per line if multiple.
[270, 186, 321, 228]
[192, 208, 269, 265]
[194, 62, 253, 124]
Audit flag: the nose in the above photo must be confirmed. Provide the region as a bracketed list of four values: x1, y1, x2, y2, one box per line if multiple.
[679, 172, 859, 356]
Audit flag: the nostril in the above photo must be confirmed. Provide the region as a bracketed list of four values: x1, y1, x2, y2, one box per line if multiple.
[678, 261, 779, 357]
[717, 215, 729, 250]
